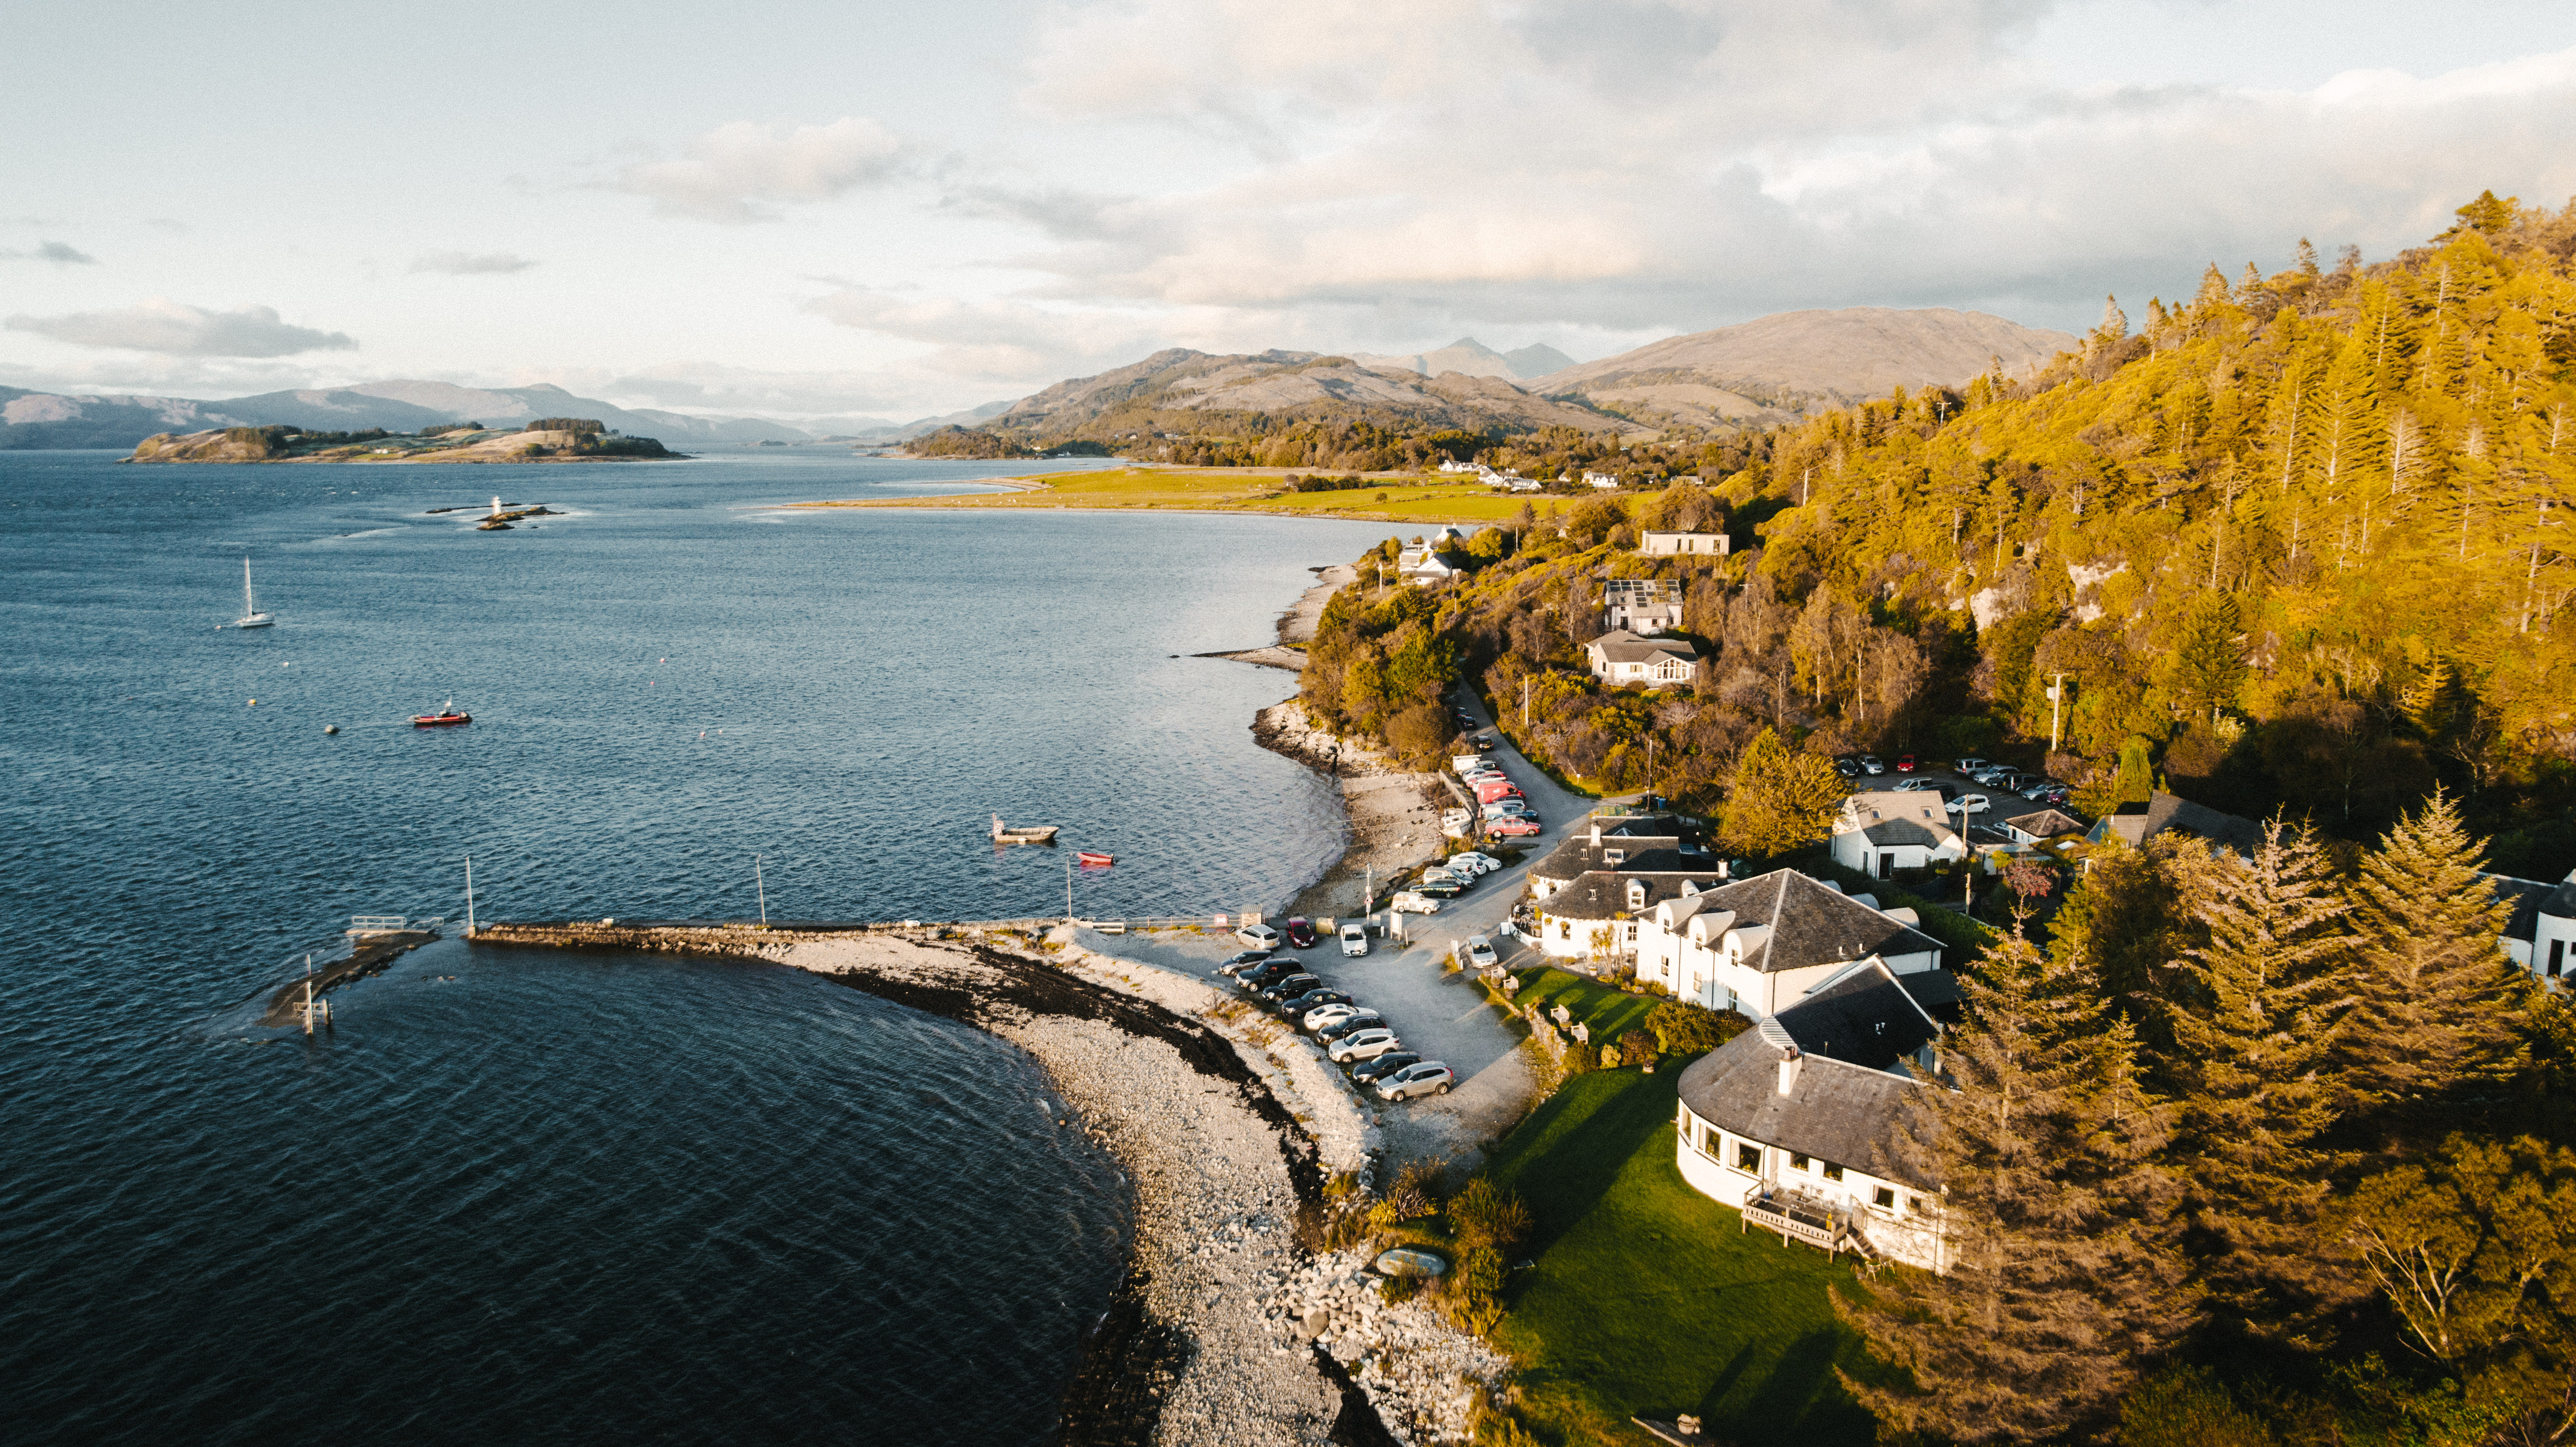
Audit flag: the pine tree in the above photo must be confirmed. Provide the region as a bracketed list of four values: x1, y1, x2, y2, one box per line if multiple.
[1840, 933, 2193, 1442]
[2343, 788, 2526, 1123]
[2169, 821, 2364, 1341]
[2097, 294, 2129, 344]
[2173, 592, 2248, 725]
[1717, 726, 1846, 858]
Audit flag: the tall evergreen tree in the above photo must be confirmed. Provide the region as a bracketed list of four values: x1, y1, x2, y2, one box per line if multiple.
[1840, 932, 2193, 1442]
[2173, 592, 2248, 725]
[2170, 822, 2364, 1342]
[2343, 788, 2526, 1123]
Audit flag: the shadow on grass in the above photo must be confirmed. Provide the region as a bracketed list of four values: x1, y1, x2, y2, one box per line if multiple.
[1482, 1067, 1680, 1259]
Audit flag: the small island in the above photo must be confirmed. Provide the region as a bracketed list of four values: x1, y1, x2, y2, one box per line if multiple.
[125, 417, 685, 464]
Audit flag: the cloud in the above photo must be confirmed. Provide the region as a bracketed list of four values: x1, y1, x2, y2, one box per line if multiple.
[4, 299, 357, 357]
[4, 240, 97, 263]
[616, 117, 908, 222]
[410, 250, 538, 275]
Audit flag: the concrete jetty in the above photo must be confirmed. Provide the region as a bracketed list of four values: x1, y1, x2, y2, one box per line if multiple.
[258, 930, 438, 1027]
[469, 918, 1065, 958]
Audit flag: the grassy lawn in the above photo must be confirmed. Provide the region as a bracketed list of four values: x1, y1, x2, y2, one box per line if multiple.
[1509, 966, 1663, 1044]
[787, 465, 1535, 524]
[1485, 1068, 1882, 1446]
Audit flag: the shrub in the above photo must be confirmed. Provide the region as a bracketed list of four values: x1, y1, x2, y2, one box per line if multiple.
[2118, 1365, 2278, 1447]
[1382, 1273, 1422, 1305]
[1448, 1179, 1532, 1252]
[1648, 1000, 1750, 1055]
[525, 416, 604, 435]
[1618, 1028, 1660, 1069]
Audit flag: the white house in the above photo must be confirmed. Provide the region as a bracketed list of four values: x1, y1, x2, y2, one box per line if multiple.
[1583, 470, 1621, 489]
[1397, 530, 1467, 585]
[2498, 870, 2576, 983]
[1831, 789, 1969, 880]
[1674, 962, 1951, 1271]
[1639, 531, 1730, 558]
[1601, 578, 1684, 633]
[1635, 867, 1946, 1017]
[2085, 790, 2264, 858]
[1527, 815, 1692, 898]
[1585, 630, 1701, 687]
[1437, 458, 1478, 474]
[1999, 807, 2086, 846]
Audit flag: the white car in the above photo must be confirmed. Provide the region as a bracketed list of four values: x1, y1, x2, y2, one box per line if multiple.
[1339, 922, 1370, 956]
[1947, 793, 1991, 817]
[1452, 754, 1491, 773]
[1305, 1002, 1365, 1032]
[1234, 922, 1281, 950]
[1389, 892, 1442, 914]
[1450, 852, 1501, 873]
[1464, 935, 1498, 969]
[1481, 801, 1533, 819]
[1891, 778, 1940, 793]
[1331, 1028, 1403, 1063]
[1954, 756, 1991, 774]
[1377, 1061, 1455, 1100]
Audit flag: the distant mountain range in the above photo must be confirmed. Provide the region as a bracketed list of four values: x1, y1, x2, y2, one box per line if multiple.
[1345, 337, 1576, 382]
[989, 347, 1643, 440]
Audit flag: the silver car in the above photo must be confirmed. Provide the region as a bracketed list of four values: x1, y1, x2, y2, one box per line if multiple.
[1330, 1028, 1402, 1063]
[1377, 1061, 1455, 1100]
[1464, 935, 1498, 969]
[1305, 1002, 1364, 1032]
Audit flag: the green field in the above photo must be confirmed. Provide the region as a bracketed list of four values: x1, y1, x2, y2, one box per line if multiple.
[1484, 1068, 1882, 1446]
[789, 465, 1536, 525]
[1509, 966, 1663, 1044]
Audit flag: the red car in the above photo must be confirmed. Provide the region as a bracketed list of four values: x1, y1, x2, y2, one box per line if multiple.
[1896, 754, 1916, 772]
[1487, 816, 1543, 837]
[1284, 917, 1318, 949]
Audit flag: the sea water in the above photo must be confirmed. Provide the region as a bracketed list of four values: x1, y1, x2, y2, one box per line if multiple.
[0, 448, 1406, 1444]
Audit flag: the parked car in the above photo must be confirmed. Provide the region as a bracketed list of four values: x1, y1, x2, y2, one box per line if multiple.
[1487, 816, 1543, 838]
[1449, 852, 1500, 874]
[1833, 757, 1861, 779]
[1339, 922, 1370, 956]
[1390, 892, 1442, 914]
[1318, 1011, 1385, 1041]
[1277, 988, 1353, 1017]
[1859, 755, 1885, 774]
[1971, 766, 2016, 788]
[1452, 753, 1491, 773]
[1305, 1002, 1366, 1032]
[1349, 1051, 1423, 1084]
[1474, 781, 1522, 804]
[1419, 868, 1466, 888]
[1284, 917, 1318, 949]
[1896, 754, 1917, 772]
[1330, 1028, 1404, 1063]
[1376, 1061, 1456, 1100]
[1238, 959, 1303, 990]
[1234, 922, 1281, 950]
[1892, 777, 1940, 793]
[1211, 950, 1272, 978]
[1482, 799, 1533, 817]
[1954, 756, 1991, 774]
[1464, 935, 1499, 969]
[1410, 880, 1464, 900]
[1471, 735, 1493, 750]
[1255, 973, 1321, 1003]
[1947, 793, 1991, 817]
[2030, 784, 2073, 806]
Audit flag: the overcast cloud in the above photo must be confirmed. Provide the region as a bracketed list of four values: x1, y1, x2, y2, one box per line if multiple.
[0, 0, 2570, 419]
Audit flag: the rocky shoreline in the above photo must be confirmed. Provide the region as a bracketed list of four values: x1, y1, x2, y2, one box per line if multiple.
[1254, 700, 1450, 921]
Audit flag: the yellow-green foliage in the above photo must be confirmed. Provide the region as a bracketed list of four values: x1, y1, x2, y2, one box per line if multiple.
[1752, 194, 2576, 814]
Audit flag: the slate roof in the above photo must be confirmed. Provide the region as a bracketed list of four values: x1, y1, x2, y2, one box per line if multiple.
[1586, 629, 1701, 666]
[2003, 808, 2086, 839]
[1783, 962, 1941, 1072]
[1672, 868, 1944, 972]
[1677, 1009, 1935, 1188]
[2492, 872, 2576, 944]
[1537, 869, 1728, 921]
[1895, 969, 1966, 1021]
[1839, 790, 1960, 850]
[2089, 790, 2266, 856]
[1530, 816, 1689, 882]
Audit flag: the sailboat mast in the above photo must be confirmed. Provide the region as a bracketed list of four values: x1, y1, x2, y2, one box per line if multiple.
[243, 557, 255, 614]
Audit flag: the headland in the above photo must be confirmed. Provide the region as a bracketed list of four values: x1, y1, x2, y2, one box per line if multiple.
[783, 465, 1522, 526]
[127, 422, 682, 464]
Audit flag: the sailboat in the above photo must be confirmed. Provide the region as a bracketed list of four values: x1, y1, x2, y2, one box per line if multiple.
[413, 698, 472, 727]
[233, 557, 274, 629]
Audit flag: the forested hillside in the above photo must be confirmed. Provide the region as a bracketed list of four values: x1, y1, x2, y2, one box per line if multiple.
[1304, 193, 2576, 872]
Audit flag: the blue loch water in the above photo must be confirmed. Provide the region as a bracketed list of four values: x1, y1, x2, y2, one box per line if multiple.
[0, 448, 1405, 1444]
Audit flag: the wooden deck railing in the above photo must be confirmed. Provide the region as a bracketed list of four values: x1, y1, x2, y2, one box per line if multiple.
[1743, 1189, 1849, 1257]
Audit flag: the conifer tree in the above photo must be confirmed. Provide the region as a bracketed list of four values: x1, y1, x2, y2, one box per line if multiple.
[2170, 821, 2363, 1341]
[1716, 726, 1845, 857]
[2343, 788, 2526, 1122]
[1840, 932, 2193, 1442]
[2173, 592, 2248, 725]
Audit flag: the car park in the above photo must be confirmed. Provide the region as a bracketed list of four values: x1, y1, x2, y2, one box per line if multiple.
[1339, 922, 1371, 956]
[1487, 816, 1542, 837]
[1318, 1011, 1385, 1041]
[1350, 1051, 1423, 1084]
[1283, 917, 1318, 949]
[1330, 1028, 1404, 1063]
[1390, 891, 1442, 914]
[1464, 935, 1498, 969]
[1947, 793, 1991, 817]
[1256, 973, 1321, 1003]
[1305, 1002, 1366, 1032]
[1376, 1061, 1455, 1100]
[1954, 756, 1991, 774]
[1234, 922, 1281, 950]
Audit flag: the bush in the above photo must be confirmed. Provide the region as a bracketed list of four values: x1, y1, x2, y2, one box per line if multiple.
[1618, 1028, 1660, 1069]
[525, 416, 604, 435]
[2118, 1365, 2278, 1447]
[1449, 1179, 1532, 1252]
[1648, 1000, 1750, 1055]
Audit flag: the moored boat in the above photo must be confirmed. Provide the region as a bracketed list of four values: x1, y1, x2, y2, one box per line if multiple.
[413, 698, 471, 727]
[990, 814, 1059, 844]
[1077, 851, 1115, 867]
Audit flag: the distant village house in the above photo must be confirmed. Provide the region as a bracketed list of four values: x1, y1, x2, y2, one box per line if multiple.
[1601, 578, 1684, 633]
[1639, 531, 1730, 558]
[1830, 789, 1968, 880]
[1585, 630, 1701, 687]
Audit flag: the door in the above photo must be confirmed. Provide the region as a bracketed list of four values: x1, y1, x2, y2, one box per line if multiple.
[2552, 939, 2566, 978]
[1878, 852, 1895, 880]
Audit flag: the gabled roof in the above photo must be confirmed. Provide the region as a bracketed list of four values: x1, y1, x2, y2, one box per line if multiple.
[1537, 869, 1728, 921]
[2491, 871, 2576, 944]
[1667, 868, 1943, 972]
[1838, 789, 1960, 850]
[1530, 815, 1689, 881]
[1676, 1016, 1934, 1188]
[2003, 808, 2086, 839]
[2089, 790, 2265, 856]
[1784, 960, 1940, 1073]
[1585, 629, 1701, 666]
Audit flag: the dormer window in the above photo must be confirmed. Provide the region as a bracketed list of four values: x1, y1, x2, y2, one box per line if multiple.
[1627, 879, 1648, 910]
[1604, 849, 1625, 864]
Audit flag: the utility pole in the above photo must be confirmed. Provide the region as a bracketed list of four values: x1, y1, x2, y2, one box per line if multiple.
[1521, 675, 1530, 731]
[754, 854, 768, 928]
[1065, 858, 1074, 925]
[2048, 673, 2069, 753]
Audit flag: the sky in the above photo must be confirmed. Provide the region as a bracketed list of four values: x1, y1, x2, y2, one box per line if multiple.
[5, 0, 2575, 424]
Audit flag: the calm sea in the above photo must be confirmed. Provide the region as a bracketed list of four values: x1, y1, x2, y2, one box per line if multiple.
[0, 448, 1404, 1444]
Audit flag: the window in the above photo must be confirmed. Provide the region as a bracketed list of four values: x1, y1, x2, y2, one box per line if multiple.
[1603, 849, 1625, 864]
[1736, 1143, 1761, 1172]
[1790, 1153, 1810, 1172]
[2553, 940, 2566, 978]
[1873, 1186, 1895, 1209]
[1823, 1162, 1844, 1182]
[1906, 1195, 1925, 1215]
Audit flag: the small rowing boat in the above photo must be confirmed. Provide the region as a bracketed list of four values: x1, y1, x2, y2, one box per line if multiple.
[413, 699, 472, 727]
[991, 814, 1059, 845]
[1077, 851, 1115, 867]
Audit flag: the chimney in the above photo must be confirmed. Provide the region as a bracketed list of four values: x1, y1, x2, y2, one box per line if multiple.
[1777, 1045, 1802, 1096]
[1590, 821, 1602, 846]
